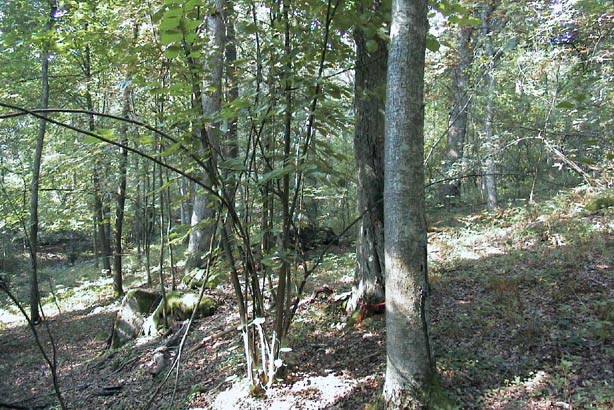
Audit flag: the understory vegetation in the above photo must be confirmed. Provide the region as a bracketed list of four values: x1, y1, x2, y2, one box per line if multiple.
[1, 187, 611, 408]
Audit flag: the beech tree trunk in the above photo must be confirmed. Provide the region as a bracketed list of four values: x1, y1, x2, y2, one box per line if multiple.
[348, 0, 387, 314]
[446, 24, 474, 194]
[383, 0, 435, 407]
[185, 0, 225, 271]
[481, 6, 498, 211]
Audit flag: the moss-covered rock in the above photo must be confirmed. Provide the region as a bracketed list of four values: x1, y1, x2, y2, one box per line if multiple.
[111, 289, 217, 347]
[111, 289, 161, 348]
[144, 291, 217, 336]
[585, 189, 614, 212]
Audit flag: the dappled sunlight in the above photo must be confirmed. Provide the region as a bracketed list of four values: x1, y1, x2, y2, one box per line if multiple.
[428, 197, 613, 407]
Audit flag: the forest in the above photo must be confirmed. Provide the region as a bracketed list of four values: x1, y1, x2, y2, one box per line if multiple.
[0, 0, 612, 408]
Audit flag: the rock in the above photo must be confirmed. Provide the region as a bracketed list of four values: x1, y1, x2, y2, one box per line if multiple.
[111, 289, 161, 348]
[145, 291, 217, 335]
[111, 289, 217, 348]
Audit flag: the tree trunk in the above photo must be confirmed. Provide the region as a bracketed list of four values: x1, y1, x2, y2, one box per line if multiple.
[29, 14, 52, 324]
[185, 0, 225, 271]
[383, 0, 436, 407]
[274, 0, 293, 348]
[112, 74, 130, 298]
[347, 0, 387, 314]
[82, 42, 112, 277]
[446, 24, 474, 194]
[481, 6, 498, 211]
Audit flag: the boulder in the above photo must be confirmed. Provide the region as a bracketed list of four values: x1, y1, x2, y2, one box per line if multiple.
[110, 289, 217, 348]
[143, 291, 217, 336]
[110, 289, 161, 348]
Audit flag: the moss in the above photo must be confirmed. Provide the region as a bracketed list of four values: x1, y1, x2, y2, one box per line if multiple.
[148, 291, 218, 333]
[164, 290, 217, 321]
[585, 190, 614, 212]
[124, 289, 161, 315]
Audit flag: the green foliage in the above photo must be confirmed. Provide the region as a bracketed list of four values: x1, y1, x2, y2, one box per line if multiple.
[585, 189, 614, 212]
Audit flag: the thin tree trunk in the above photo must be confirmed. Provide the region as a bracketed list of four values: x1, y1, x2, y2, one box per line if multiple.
[29, 12, 52, 325]
[446, 25, 474, 194]
[144, 161, 153, 287]
[481, 6, 498, 211]
[383, 0, 436, 407]
[112, 75, 130, 298]
[165, 173, 176, 290]
[347, 0, 387, 314]
[273, 0, 293, 349]
[82, 42, 112, 277]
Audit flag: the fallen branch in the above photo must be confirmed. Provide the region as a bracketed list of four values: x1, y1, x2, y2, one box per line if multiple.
[187, 326, 237, 354]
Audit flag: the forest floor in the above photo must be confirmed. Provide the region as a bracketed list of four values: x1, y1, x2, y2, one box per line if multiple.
[0, 187, 612, 409]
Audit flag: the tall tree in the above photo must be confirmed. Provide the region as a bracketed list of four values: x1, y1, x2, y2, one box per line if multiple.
[348, 0, 388, 314]
[185, 0, 226, 271]
[383, 0, 437, 407]
[29, 0, 58, 324]
[112, 74, 131, 298]
[446, 22, 474, 195]
[480, 4, 498, 211]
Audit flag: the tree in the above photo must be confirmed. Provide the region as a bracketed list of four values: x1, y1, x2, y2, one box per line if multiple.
[383, 0, 437, 407]
[446, 21, 475, 196]
[29, 0, 58, 324]
[185, 0, 226, 271]
[480, 3, 498, 211]
[347, 0, 388, 315]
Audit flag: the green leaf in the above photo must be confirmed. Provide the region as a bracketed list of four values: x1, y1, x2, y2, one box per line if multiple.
[556, 101, 575, 109]
[82, 135, 100, 144]
[97, 128, 115, 139]
[185, 0, 207, 9]
[160, 31, 183, 45]
[159, 16, 182, 31]
[138, 135, 155, 145]
[242, 22, 258, 35]
[260, 164, 295, 185]
[426, 35, 440, 52]
[576, 158, 596, 165]
[162, 7, 184, 19]
[165, 45, 183, 58]
[161, 141, 183, 157]
[503, 37, 520, 52]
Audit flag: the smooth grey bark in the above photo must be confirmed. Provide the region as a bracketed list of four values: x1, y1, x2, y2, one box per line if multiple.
[446, 24, 474, 194]
[383, 0, 435, 407]
[347, 0, 387, 314]
[186, 0, 225, 270]
[481, 7, 498, 211]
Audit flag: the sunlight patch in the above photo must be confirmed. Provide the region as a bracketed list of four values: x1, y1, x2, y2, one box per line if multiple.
[213, 373, 353, 409]
[0, 307, 23, 327]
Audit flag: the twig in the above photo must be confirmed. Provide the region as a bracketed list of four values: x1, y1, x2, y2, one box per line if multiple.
[0, 282, 67, 409]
